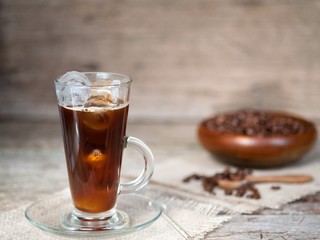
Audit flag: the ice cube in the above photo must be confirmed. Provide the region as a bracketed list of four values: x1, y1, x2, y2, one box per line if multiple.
[85, 149, 106, 167]
[62, 87, 90, 107]
[57, 71, 91, 107]
[84, 95, 116, 107]
[82, 109, 112, 130]
[58, 71, 91, 86]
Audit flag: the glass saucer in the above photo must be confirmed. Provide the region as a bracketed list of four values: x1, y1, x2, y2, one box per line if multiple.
[25, 193, 164, 237]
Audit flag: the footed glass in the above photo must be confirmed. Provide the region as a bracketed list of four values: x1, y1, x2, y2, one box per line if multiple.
[52, 72, 154, 232]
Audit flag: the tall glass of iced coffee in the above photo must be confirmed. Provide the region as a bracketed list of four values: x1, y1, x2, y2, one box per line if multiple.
[54, 71, 154, 231]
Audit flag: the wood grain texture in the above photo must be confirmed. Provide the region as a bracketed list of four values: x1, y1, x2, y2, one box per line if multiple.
[207, 214, 320, 239]
[0, 0, 319, 123]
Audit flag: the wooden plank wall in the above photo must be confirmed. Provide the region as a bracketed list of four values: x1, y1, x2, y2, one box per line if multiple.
[0, 0, 319, 123]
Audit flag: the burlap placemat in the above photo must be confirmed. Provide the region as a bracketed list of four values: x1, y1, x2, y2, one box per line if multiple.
[0, 187, 231, 240]
[1, 145, 319, 239]
[150, 147, 320, 214]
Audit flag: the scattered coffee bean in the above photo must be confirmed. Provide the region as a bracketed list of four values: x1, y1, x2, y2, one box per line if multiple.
[224, 189, 233, 195]
[236, 185, 247, 197]
[183, 174, 204, 183]
[202, 177, 217, 193]
[247, 184, 261, 199]
[183, 167, 262, 199]
[271, 185, 281, 190]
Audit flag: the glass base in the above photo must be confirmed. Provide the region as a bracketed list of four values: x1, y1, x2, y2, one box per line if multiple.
[25, 192, 164, 237]
[62, 209, 129, 231]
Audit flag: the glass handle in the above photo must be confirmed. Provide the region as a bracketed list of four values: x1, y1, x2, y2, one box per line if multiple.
[120, 136, 154, 194]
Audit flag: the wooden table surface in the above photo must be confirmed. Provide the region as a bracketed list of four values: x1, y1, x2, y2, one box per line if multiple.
[1, 120, 319, 240]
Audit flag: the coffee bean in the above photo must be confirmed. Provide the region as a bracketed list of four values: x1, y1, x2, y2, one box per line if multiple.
[271, 185, 281, 190]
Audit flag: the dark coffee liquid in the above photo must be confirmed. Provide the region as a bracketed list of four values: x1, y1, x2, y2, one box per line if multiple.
[58, 104, 129, 213]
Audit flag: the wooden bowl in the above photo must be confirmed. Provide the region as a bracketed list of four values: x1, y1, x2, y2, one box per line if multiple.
[198, 110, 317, 168]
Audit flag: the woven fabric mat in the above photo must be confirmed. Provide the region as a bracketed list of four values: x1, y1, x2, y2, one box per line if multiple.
[1, 145, 319, 239]
[151, 147, 320, 214]
[0, 187, 230, 240]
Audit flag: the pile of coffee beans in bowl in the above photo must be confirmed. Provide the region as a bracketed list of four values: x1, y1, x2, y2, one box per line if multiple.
[205, 109, 309, 137]
[198, 109, 317, 168]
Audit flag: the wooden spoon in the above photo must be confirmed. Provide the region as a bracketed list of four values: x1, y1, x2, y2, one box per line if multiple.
[218, 175, 313, 190]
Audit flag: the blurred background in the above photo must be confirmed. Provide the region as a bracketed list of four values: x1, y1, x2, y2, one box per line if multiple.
[0, 0, 319, 124]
